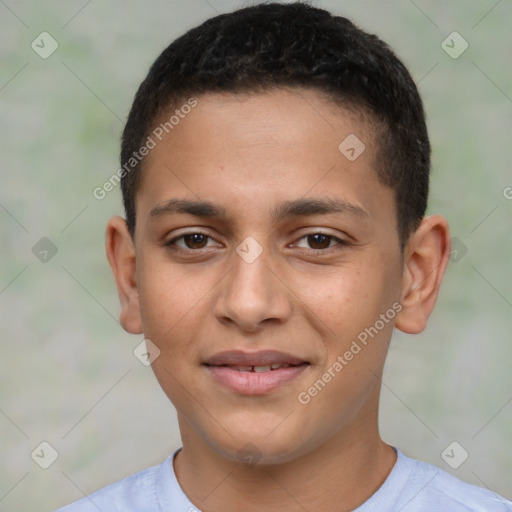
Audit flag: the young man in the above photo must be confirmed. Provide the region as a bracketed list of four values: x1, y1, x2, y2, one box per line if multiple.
[58, 2, 511, 511]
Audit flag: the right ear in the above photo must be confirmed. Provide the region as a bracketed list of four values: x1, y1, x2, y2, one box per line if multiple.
[105, 216, 143, 334]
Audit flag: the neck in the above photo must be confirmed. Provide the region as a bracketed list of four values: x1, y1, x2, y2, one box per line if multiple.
[173, 413, 396, 512]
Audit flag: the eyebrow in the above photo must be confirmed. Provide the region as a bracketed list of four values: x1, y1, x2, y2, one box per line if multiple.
[149, 197, 369, 221]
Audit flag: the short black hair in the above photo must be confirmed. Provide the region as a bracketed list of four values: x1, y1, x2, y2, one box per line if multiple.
[121, 1, 430, 249]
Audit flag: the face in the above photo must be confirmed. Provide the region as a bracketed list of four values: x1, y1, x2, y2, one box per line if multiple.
[121, 88, 407, 464]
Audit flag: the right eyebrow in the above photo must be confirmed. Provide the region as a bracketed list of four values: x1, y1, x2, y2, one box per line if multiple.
[149, 199, 228, 219]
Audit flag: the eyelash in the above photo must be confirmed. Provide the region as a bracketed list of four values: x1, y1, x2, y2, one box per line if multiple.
[165, 231, 348, 255]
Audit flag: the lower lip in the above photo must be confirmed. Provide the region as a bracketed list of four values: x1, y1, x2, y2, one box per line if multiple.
[204, 364, 309, 395]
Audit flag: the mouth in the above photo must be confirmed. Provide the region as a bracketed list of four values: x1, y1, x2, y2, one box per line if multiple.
[206, 362, 307, 372]
[203, 350, 311, 395]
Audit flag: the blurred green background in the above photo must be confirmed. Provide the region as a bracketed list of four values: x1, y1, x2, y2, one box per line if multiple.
[1, 1, 511, 510]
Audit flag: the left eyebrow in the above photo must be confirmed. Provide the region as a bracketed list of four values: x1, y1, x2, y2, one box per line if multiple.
[271, 197, 369, 221]
[148, 197, 369, 221]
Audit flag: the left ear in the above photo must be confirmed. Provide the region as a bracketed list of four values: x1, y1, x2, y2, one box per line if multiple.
[395, 214, 451, 334]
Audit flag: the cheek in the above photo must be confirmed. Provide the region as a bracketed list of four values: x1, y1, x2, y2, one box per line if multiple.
[300, 262, 400, 371]
[138, 261, 210, 339]
[296, 264, 385, 333]
[141, 268, 205, 406]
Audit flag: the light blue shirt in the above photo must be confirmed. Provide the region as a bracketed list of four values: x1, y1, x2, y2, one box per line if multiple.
[56, 448, 512, 511]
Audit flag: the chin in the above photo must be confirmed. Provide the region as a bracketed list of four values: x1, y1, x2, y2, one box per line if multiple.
[209, 421, 314, 467]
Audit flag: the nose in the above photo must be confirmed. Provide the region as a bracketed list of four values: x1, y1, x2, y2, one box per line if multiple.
[212, 240, 292, 333]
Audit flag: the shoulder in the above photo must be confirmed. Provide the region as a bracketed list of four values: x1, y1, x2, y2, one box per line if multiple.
[395, 450, 512, 511]
[55, 457, 169, 512]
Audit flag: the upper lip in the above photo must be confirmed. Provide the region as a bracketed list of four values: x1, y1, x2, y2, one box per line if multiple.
[203, 350, 309, 366]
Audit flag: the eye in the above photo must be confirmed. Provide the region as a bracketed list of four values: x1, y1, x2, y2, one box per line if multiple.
[293, 232, 347, 252]
[165, 231, 348, 254]
[166, 231, 218, 251]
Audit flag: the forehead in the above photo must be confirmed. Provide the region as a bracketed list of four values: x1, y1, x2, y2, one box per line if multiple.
[136, 88, 394, 232]
[149, 88, 375, 161]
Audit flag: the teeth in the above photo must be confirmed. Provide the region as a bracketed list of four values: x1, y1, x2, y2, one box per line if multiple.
[230, 363, 299, 372]
[253, 365, 271, 372]
[270, 363, 291, 369]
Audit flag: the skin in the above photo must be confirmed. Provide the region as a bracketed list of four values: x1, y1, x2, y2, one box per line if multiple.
[106, 88, 451, 511]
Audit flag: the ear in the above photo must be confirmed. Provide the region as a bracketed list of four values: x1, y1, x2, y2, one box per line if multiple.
[395, 214, 451, 334]
[105, 216, 143, 334]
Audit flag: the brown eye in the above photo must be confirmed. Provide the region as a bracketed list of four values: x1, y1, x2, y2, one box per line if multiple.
[182, 233, 209, 249]
[293, 232, 347, 253]
[306, 233, 332, 250]
[166, 231, 217, 251]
